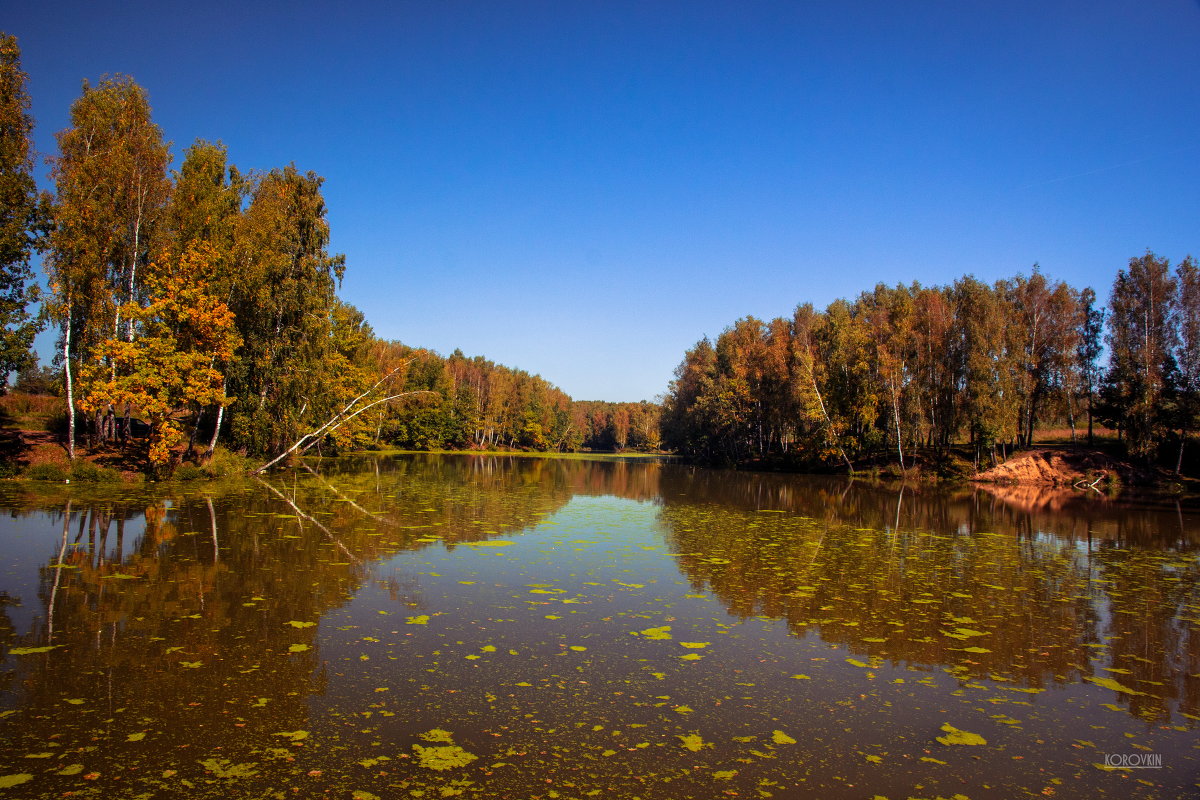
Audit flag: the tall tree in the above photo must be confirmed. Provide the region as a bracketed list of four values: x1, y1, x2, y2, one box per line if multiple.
[1102, 251, 1178, 459]
[78, 243, 238, 474]
[166, 140, 246, 455]
[226, 165, 345, 456]
[46, 74, 171, 455]
[1076, 287, 1105, 444]
[1173, 256, 1200, 472]
[0, 33, 43, 385]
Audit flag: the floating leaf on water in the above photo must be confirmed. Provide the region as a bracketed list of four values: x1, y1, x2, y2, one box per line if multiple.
[919, 756, 948, 765]
[199, 758, 260, 779]
[180, 661, 203, 668]
[412, 744, 477, 771]
[846, 659, 869, 668]
[8, 646, 60, 656]
[673, 705, 694, 714]
[126, 732, 146, 742]
[633, 626, 672, 640]
[678, 642, 710, 649]
[677, 733, 710, 752]
[953, 628, 987, 638]
[0, 774, 32, 789]
[863, 753, 882, 764]
[406, 615, 430, 625]
[464, 541, 513, 547]
[771, 730, 797, 745]
[418, 729, 455, 743]
[64, 698, 85, 705]
[712, 769, 738, 779]
[272, 730, 308, 742]
[352, 792, 381, 800]
[545, 615, 562, 620]
[936, 723, 987, 746]
[288, 644, 309, 653]
[285, 621, 316, 628]
[1085, 676, 1147, 696]
[791, 674, 811, 680]
[569, 646, 587, 652]
[57, 764, 84, 776]
[679, 653, 703, 661]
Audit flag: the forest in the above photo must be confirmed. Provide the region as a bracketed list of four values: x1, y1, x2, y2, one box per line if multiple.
[662, 253, 1198, 472]
[0, 35, 658, 476]
[2, 32, 1196, 478]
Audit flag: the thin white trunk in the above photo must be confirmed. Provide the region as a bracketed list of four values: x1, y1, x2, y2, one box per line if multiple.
[890, 375, 904, 471]
[63, 317, 75, 461]
[204, 381, 226, 458]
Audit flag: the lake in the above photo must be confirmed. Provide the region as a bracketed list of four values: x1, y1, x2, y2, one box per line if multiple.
[0, 454, 1196, 799]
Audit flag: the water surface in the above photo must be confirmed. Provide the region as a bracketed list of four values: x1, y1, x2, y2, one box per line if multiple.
[0, 455, 1197, 798]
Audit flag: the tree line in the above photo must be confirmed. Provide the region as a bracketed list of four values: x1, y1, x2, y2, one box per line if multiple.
[662, 252, 1197, 471]
[344, 341, 660, 453]
[0, 34, 656, 474]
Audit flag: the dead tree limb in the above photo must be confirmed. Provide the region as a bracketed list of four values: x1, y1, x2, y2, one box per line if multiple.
[248, 363, 434, 475]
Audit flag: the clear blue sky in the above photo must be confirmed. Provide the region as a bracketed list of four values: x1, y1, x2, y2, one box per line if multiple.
[7, 1, 1199, 402]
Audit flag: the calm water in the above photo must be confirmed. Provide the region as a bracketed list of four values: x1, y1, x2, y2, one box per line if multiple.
[0, 455, 1197, 799]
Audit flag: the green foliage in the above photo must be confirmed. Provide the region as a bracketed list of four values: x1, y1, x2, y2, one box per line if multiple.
[24, 463, 67, 481]
[68, 460, 122, 483]
[225, 165, 346, 457]
[174, 464, 205, 481]
[201, 446, 252, 478]
[0, 34, 43, 384]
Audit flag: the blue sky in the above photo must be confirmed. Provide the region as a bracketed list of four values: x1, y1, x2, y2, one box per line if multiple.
[7, 1, 1199, 402]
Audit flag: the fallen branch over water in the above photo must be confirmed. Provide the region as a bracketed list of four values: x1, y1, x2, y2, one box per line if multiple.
[249, 365, 436, 475]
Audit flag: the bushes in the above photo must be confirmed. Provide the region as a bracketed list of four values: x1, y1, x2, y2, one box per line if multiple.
[25, 463, 68, 481]
[69, 461, 123, 483]
[23, 461, 122, 483]
[199, 447, 252, 479]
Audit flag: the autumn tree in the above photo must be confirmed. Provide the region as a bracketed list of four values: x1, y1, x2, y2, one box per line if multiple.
[165, 140, 247, 456]
[46, 75, 171, 455]
[0, 33, 44, 384]
[1102, 251, 1178, 459]
[1173, 256, 1200, 472]
[78, 243, 238, 473]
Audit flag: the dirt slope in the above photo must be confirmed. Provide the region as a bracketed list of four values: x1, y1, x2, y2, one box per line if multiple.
[971, 447, 1137, 486]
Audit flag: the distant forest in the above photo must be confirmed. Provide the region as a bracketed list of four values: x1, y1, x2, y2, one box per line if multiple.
[0, 34, 658, 475]
[662, 252, 1198, 471]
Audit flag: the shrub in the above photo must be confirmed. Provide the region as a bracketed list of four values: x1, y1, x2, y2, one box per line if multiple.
[69, 461, 123, 483]
[25, 463, 68, 481]
[174, 464, 206, 481]
[201, 446, 252, 479]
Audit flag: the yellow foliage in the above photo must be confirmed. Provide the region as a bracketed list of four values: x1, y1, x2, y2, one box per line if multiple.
[79, 243, 240, 468]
